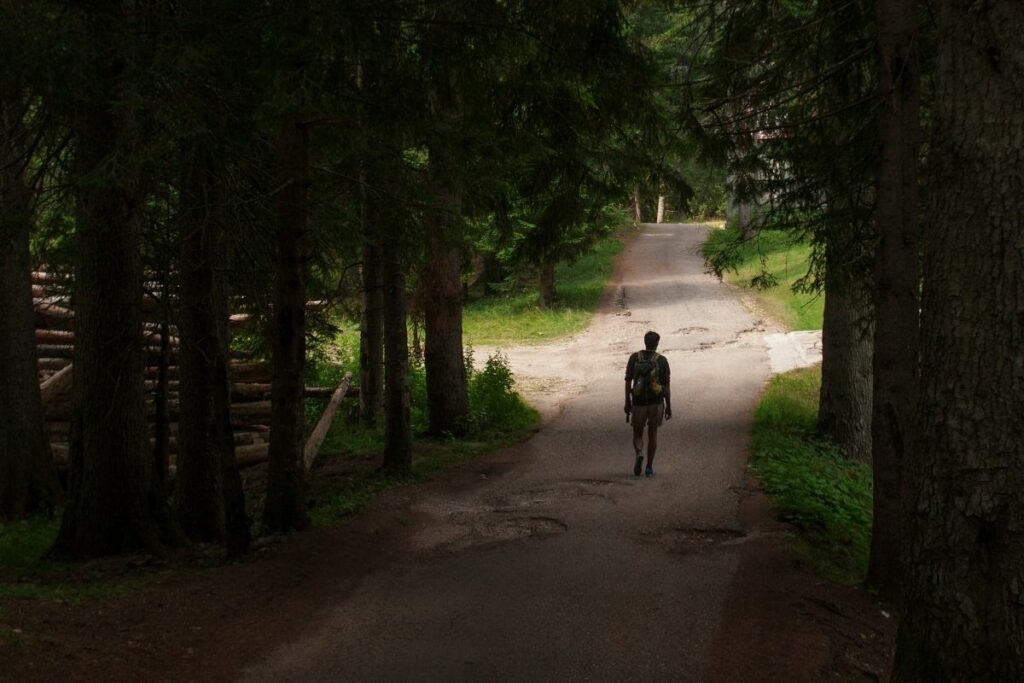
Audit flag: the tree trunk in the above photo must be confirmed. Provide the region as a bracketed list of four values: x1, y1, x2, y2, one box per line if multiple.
[358, 191, 384, 425]
[381, 240, 411, 472]
[537, 257, 556, 309]
[632, 185, 643, 223]
[481, 252, 505, 295]
[262, 112, 310, 533]
[656, 193, 666, 224]
[423, 180, 468, 436]
[176, 152, 240, 546]
[411, 319, 422, 361]
[891, 2, 1024, 679]
[218, 308, 251, 557]
[818, 219, 874, 461]
[865, 0, 921, 600]
[54, 37, 177, 555]
[0, 110, 57, 520]
[153, 316, 171, 487]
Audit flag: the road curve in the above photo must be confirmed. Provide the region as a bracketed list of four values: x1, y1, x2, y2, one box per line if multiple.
[241, 223, 771, 682]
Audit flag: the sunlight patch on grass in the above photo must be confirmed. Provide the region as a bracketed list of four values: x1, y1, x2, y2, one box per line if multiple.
[463, 237, 625, 346]
[702, 228, 823, 331]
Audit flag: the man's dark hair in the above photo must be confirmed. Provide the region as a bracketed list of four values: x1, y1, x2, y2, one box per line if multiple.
[644, 330, 660, 350]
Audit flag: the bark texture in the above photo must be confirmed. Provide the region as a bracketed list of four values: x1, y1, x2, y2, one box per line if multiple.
[381, 241, 412, 472]
[0, 107, 57, 520]
[422, 177, 468, 435]
[818, 221, 874, 461]
[152, 317, 171, 487]
[891, 1, 1024, 679]
[262, 114, 310, 533]
[55, 17, 176, 554]
[632, 185, 643, 223]
[358, 194, 384, 425]
[538, 258, 556, 309]
[175, 151, 250, 555]
[866, 0, 921, 600]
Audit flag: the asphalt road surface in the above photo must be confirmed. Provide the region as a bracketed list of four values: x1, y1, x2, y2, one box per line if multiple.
[242, 223, 772, 682]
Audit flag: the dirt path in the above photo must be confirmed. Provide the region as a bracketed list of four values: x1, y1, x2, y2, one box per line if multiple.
[2, 223, 893, 682]
[241, 223, 773, 681]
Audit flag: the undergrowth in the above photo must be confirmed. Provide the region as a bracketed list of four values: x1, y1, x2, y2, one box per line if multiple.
[462, 235, 626, 346]
[306, 351, 537, 526]
[0, 517, 157, 602]
[0, 517, 57, 575]
[750, 365, 872, 584]
[702, 226, 823, 330]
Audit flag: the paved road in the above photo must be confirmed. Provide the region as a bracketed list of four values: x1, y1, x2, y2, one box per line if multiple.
[242, 223, 771, 682]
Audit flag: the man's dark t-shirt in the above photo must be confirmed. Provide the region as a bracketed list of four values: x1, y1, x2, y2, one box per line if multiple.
[625, 351, 671, 406]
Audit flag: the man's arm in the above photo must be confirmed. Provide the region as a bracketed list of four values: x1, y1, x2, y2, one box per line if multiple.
[624, 353, 635, 414]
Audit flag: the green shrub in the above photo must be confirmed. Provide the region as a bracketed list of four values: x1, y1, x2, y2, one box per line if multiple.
[460, 352, 536, 438]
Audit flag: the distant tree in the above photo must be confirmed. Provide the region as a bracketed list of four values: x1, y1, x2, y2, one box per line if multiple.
[685, 0, 879, 466]
[501, 0, 664, 308]
[891, 0, 1023, 678]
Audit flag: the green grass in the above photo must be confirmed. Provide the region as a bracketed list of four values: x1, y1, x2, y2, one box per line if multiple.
[0, 517, 58, 574]
[463, 236, 626, 346]
[0, 577, 152, 603]
[0, 517, 159, 603]
[750, 366, 873, 584]
[702, 226, 823, 331]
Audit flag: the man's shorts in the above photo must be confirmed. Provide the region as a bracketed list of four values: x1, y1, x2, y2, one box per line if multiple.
[631, 403, 664, 428]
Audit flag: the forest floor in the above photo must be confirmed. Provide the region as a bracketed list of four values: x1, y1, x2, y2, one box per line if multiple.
[1, 223, 894, 682]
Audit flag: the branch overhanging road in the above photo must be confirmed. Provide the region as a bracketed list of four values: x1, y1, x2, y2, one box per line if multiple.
[243, 223, 783, 682]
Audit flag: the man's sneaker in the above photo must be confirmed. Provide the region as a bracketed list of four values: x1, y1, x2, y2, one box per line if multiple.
[645, 467, 654, 477]
[633, 454, 644, 477]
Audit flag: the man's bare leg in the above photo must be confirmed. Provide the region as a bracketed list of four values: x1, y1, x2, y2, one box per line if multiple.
[631, 421, 646, 475]
[646, 426, 658, 471]
[632, 424, 645, 454]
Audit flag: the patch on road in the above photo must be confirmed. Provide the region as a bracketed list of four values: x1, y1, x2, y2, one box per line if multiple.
[639, 526, 746, 555]
[764, 330, 822, 373]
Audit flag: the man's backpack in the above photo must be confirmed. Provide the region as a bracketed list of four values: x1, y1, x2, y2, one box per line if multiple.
[632, 350, 663, 401]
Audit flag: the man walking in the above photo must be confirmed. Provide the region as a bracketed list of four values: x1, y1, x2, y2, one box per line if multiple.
[624, 330, 672, 477]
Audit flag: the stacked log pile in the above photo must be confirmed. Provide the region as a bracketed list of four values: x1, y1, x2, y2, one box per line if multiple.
[32, 272, 352, 473]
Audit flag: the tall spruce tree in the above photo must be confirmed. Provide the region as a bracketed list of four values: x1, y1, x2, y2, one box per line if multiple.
[0, 1, 58, 520]
[262, 0, 312, 532]
[891, 0, 1023, 678]
[54, 0, 179, 557]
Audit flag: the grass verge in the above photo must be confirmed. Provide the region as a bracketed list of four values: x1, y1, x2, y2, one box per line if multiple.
[462, 235, 627, 346]
[0, 517, 159, 603]
[750, 365, 872, 584]
[0, 517, 57, 575]
[702, 226, 823, 330]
